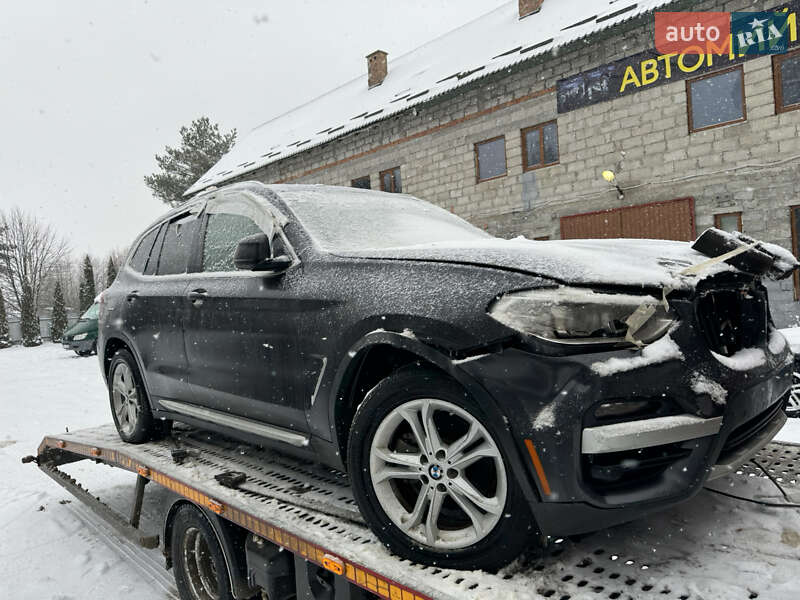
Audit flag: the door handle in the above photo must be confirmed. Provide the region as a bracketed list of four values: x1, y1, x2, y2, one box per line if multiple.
[187, 289, 208, 302]
[126, 290, 139, 302]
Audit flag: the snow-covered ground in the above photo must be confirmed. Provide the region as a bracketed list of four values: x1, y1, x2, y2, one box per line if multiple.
[0, 344, 177, 599]
[1, 343, 799, 599]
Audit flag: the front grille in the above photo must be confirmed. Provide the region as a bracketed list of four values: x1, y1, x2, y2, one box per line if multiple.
[695, 287, 768, 356]
[718, 399, 784, 462]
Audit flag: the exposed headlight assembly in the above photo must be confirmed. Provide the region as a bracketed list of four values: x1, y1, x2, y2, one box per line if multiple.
[73, 332, 88, 341]
[488, 287, 676, 346]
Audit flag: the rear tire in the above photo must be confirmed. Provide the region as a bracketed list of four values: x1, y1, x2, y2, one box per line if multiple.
[108, 349, 160, 443]
[171, 504, 234, 600]
[347, 367, 536, 570]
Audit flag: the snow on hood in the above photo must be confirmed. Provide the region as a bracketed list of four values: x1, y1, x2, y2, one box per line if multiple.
[339, 237, 737, 290]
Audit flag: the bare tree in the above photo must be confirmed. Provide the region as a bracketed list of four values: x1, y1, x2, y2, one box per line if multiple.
[0, 208, 71, 316]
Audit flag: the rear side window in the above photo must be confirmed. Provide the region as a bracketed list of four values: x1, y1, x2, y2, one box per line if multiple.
[202, 213, 264, 272]
[145, 225, 167, 275]
[156, 215, 200, 275]
[128, 227, 160, 273]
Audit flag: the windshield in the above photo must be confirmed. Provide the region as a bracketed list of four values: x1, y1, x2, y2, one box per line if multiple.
[81, 303, 99, 320]
[276, 187, 492, 252]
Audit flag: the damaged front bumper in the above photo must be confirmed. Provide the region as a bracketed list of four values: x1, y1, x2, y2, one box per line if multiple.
[455, 317, 793, 538]
[62, 337, 96, 353]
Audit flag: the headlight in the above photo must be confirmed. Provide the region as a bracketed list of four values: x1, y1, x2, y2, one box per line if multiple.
[488, 287, 676, 346]
[73, 332, 88, 341]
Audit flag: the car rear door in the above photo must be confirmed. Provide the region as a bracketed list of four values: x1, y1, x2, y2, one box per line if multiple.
[181, 191, 307, 433]
[123, 207, 202, 405]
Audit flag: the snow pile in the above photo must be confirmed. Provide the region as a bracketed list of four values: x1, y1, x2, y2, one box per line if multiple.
[768, 329, 788, 355]
[755, 239, 800, 273]
[690, 373, 728, 406]
[779, 327, 800, 354]
[711, 347, 767, 371]
[591, 335, 683, 376]
[532, 403, 557, 431]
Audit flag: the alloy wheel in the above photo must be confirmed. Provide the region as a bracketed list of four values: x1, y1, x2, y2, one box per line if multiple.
[112, 362, 140, 436]
[369, 398, 507, 550]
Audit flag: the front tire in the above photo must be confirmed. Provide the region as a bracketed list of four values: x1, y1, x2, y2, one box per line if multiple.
[108, 349, 162, 443]
[347, 368, 536, 570]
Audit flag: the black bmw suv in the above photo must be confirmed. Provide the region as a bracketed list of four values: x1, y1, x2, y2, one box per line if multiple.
[99, 182, 795, 570]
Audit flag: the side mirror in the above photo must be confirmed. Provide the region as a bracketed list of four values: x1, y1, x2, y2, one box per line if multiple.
[234, 233, 271, 270]
[234, 233, 293, 273]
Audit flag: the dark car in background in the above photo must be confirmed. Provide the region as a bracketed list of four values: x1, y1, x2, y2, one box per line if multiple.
[62, 302, 99, 356]
[98, 182, 795, 570]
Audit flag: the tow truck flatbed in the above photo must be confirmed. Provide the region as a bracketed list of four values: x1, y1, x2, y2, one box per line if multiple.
[30, 424, 800, 600]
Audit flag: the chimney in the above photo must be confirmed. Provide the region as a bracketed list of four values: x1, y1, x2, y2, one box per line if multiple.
[519, 0, 544, 19]
[366, 50, 388, 89]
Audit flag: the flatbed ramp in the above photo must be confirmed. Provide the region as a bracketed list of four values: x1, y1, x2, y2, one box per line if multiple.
[34, 425, 800, 600]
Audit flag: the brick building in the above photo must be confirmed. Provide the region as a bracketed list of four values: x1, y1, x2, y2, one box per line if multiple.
[187, 0, 800, 326]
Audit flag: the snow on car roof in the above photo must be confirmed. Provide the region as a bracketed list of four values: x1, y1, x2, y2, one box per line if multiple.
[185, 0, 672, 196]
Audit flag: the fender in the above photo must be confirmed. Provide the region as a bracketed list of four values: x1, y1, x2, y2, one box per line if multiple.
[99, 331, 161, 414]
[329, 329, 543, 507]
[162, 496, 256, 600]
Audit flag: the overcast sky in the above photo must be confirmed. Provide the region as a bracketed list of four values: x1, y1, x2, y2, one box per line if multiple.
[0, 0, 505, 259]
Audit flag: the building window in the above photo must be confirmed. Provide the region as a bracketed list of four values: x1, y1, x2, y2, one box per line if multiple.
[522, 121, 559, 171]
[534, 235, 550, 241]
[773, 48, 800, 114]
[792, 206, 800, 300]
[351, 175, 371, 189]
[686, 66, 746, 133]
[380, 167, 401, 193]
[714, 212, 742, 232]
[474, 136, 507, 183]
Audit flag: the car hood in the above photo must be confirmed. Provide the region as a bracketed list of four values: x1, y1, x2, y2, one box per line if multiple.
[64, 319, 98, 338]
[338, 238, 739, 290]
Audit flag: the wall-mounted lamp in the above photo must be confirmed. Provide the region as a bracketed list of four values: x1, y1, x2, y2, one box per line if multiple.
[601, 170, 624, 200]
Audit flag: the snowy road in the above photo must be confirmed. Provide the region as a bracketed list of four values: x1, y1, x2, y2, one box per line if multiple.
[1, 344, 799, 599]
[0, 345, 177, 600]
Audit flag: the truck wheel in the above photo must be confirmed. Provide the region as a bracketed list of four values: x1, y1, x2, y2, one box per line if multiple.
[347, 367, 536, 571]
[171, 504, 234, 600]
[108, 349, 160, 443]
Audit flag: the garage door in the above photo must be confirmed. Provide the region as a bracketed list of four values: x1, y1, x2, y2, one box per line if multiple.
[560, 197, 696, 241]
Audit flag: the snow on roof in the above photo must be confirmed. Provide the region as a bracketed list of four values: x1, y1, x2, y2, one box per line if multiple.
[185, 0, 671, 197]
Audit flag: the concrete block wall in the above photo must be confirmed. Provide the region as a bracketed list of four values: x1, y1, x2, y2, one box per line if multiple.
[221, 0, 799, 324]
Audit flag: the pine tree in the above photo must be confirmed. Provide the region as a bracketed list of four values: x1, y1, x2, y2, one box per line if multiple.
[50, 280, 68, 342]
[105, 257, 118, 288]
[78, 255, 96, 312]
[20, 280, 41, 347]
[0, 289, 11, 348]
[144, 117, 237, 206]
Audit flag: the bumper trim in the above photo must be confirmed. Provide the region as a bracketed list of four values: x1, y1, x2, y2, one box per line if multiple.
[708, 410, 786, 481]
[582, 414, 723, 454]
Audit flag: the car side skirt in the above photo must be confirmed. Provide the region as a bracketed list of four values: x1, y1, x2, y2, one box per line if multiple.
[159, 399, 310, 448]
